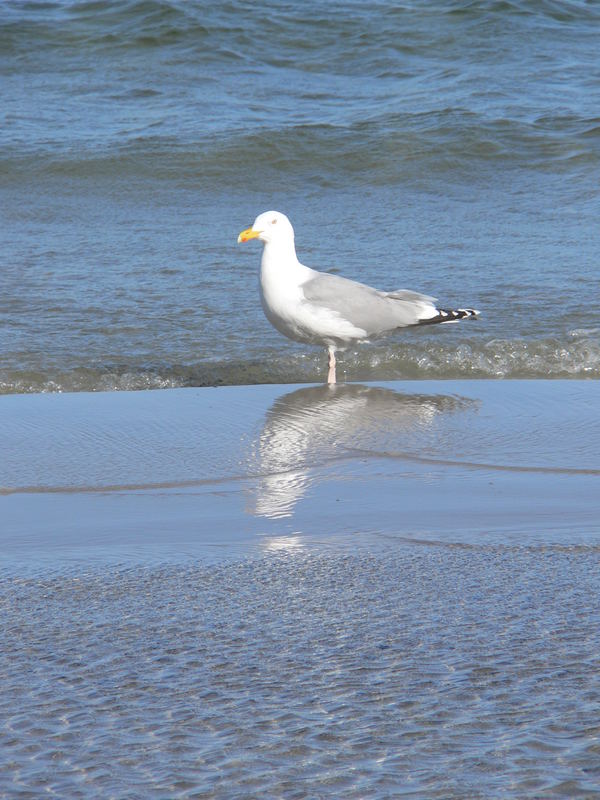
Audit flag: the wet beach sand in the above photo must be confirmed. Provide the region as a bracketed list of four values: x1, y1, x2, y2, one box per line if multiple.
[2, 380, 600, 798]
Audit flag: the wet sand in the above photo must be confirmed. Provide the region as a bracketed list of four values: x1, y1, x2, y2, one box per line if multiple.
[2, 381, 600, 797]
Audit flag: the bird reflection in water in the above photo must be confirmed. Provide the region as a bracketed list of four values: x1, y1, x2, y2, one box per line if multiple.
[246, 383, 474, 520]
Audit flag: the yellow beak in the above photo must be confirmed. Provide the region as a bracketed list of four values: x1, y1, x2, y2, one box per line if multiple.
[237, 227, 261, 244]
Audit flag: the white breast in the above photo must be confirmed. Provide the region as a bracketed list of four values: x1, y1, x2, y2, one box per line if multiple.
[258, 248, 306, 336]
[261, 265, 364, 345]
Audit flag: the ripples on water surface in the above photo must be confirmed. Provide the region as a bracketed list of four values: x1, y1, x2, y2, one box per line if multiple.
[1, 0, 600, 391]
[1, 380, 600, 796]
[3, 551, 600, 798]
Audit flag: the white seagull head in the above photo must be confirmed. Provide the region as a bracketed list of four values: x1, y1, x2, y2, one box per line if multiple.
[237, 210, 294, 245]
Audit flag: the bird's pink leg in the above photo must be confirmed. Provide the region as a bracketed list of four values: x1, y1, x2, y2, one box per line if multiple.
[327, 346, 336, 384]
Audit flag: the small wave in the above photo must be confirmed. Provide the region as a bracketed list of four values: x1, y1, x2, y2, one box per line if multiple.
[442, 0, 600, 22]
[4, 110, 598, 191]
[1, 0, 209, 51]
[338, 333, 600, 381]
[1, 333, 599, 394]
[3, 0, 599, 191]
[5, 0, 599, 55]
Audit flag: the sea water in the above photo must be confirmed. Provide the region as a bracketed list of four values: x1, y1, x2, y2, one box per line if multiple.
[3, 549, 600, 798]
[1, 0, 600, 392]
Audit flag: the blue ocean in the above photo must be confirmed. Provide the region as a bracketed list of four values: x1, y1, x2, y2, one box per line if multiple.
[1, 0, 599, 393]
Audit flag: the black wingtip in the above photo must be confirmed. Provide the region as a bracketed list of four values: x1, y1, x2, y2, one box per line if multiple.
[418, 308, 480, 326]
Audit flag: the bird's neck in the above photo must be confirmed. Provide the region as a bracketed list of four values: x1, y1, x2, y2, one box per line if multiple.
[260, 239, 307, 282]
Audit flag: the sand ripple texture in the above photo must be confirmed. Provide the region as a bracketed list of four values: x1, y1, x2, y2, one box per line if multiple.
[3, 549, 600, 799]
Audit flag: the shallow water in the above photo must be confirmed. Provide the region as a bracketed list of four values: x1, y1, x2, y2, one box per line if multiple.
[3, 550, 600, 799]
[2, 380, 599, 563]
[2, 0, 600, 391]
[2, 380, 600, 797]
[2, 379, 599, 496]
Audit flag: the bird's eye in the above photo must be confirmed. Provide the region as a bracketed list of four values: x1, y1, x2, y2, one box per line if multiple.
[271, 218, 277, 224]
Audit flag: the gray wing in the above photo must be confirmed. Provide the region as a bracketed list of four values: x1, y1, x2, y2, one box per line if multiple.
[301, 271, 437, 336]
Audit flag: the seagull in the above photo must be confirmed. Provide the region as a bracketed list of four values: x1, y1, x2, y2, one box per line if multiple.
[238, 210, 479, 384]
